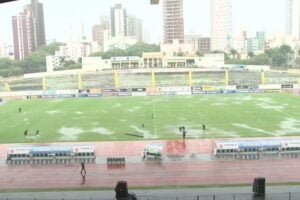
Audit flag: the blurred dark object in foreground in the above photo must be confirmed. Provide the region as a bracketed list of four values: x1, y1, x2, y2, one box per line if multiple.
[0, 0, 18, 4]
[150, 0, 159, 5]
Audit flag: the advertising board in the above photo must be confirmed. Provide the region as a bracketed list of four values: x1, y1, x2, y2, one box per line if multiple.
[131, 88, 146, 92]
[281, 84, 293, 89]
[176, 91, 192, 96]
[117, 92, 132, 96]
[259, 84, 281, 90]
[158, 86, 191, 92]
[132, 92, 147, 96]
[225, 85, 237, 90]
[102, 88, 116, 93]
[202, 86, 214, 91]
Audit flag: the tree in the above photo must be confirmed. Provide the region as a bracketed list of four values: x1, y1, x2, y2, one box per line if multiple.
[37, 42, 63, 54]
[0, 58, 16, 69]
[265, 45, 293, 68]
[89, 51, 102, 57]
[20, 50, 48, 73]
[225, 45, 294, 68]
[248, 51, 255, 58]
[196, 51, 204, 57]
[229, 49, 239, 59]
[105, 48, 125, 59]
[54, 60, 81, 71]
[0, 58, 22, 77]
[0, 42, 63, 77]
[89, 42, 160, 58]
[250, 54, 270, 65]
[295, 57, 300, 68]
[230, 49, 238, 55]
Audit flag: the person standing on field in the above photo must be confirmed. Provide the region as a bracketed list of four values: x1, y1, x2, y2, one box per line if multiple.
[80, 162, 86, 176]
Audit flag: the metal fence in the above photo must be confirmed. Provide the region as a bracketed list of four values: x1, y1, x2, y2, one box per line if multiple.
[137, 192, 300, 200]
[1, 192, 300, 200]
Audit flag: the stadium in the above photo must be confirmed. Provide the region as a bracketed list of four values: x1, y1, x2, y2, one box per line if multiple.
[1, 0, 300, 199]
[0, 68, 300, 199]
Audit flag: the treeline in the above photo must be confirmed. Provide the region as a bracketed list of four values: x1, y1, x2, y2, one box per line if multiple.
[226, 45, 295, 68]
[0, 42, 62, 77]
[89, 42, 160, 58]
[0, 42, 160, 78]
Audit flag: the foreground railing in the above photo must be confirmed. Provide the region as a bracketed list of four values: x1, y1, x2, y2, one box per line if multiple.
[138, 192, 300, 200]
[1, 192, 300, 200]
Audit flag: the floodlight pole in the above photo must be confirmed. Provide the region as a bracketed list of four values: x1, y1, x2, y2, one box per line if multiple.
[225, 70, 229, 86]
[151, 70, 156, 87]
[188, 69, 193, 87]
[261, 70, 265, 85]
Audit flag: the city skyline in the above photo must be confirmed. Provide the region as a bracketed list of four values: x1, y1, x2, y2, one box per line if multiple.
[0, 0, 287, 45]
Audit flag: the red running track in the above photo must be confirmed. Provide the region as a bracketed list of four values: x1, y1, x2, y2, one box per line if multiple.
[1, 139, 300, 190]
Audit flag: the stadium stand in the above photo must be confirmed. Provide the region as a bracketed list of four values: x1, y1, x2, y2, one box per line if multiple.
[267, 71, 300, 84]
[230, 71, 261, 85]
[1, 70, 299, 92]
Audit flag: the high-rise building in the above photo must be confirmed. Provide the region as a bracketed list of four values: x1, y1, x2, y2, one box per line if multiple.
[92, 25, 111, 51]
[100, 15, 110, 30]
[185, 34, 201, 52]
[198, 37, 211, 54]
[127, 16, 143, 41]
[232, 31, 247, 54]
[256, 32, 265, 50]
[92, 16, 111, 51]
[110, 4, 127, 37]
[12, 0, 46, 60]
[12, 6, 36, 60]
[247, 32, 265, 55]
[211, 0, 231, 51]
[31, 0, 46, 46]
[162, 0, 184, 44]
[92, 25, 102, 45]
[286, 0, 300, 39]
[286, 0, 293, 35]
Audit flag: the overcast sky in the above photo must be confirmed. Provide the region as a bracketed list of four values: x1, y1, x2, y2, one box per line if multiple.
[0, 0, 286, 45]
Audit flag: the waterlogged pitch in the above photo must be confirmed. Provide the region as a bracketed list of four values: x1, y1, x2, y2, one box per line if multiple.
[0, 93, 300, 143]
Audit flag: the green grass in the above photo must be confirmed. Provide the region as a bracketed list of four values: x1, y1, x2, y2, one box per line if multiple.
[0, 93, 300, 143]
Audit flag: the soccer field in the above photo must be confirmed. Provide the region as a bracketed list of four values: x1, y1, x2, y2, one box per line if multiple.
[0, 93, 300, 143]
